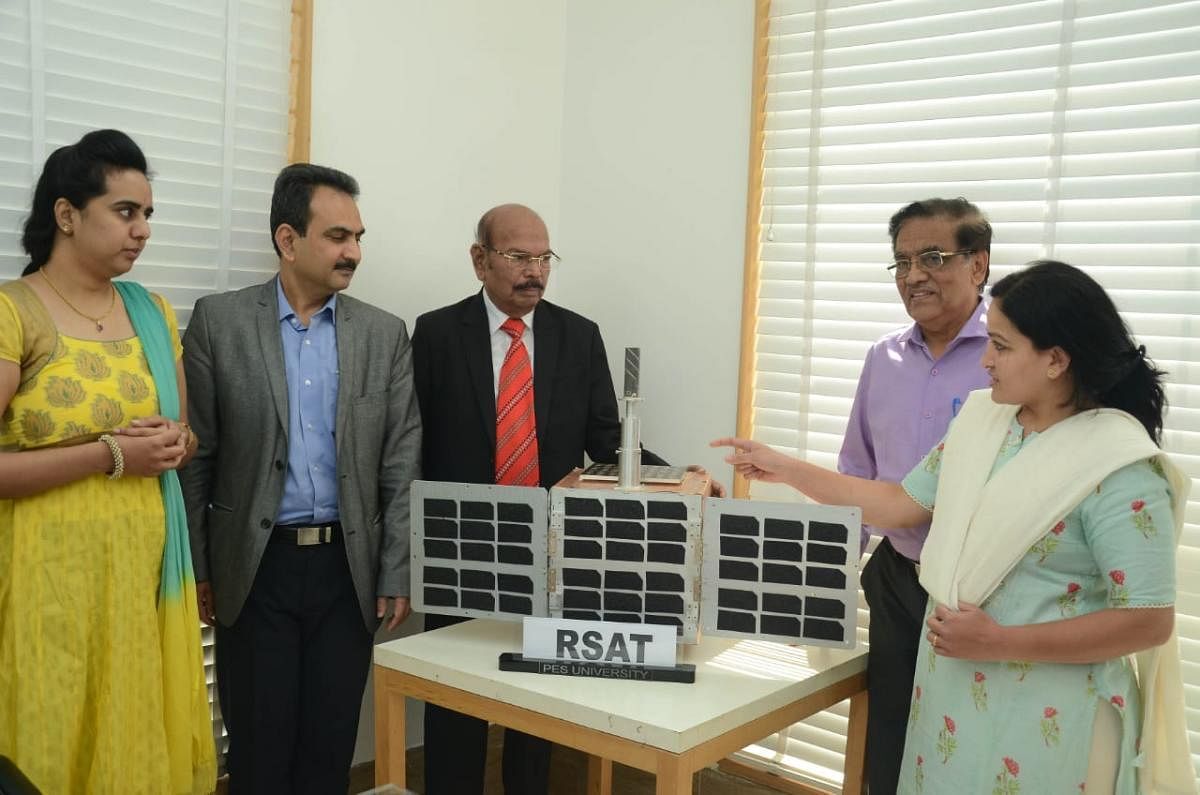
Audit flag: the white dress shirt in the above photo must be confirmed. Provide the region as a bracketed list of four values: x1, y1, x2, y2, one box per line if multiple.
[481, 290, 535, 398]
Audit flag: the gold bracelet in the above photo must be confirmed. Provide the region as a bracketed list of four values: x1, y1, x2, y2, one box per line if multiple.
[98, 433, 125, 480]
[179, 422, 199, 451]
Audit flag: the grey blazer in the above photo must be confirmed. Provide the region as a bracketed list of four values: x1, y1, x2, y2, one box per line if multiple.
[179, 278, 422, 629]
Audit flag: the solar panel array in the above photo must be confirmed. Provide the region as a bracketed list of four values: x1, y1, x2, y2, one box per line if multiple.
[548, 489, 703, 642]
[700, 497, 860, 648]
[410, 481, 861, 649]
[410, 481, 548, 620]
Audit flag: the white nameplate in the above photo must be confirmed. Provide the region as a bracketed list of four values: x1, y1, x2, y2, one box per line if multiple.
[522, 616, 677, 667]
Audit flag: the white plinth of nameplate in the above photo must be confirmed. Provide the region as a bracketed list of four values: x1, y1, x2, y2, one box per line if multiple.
[497, 616, 696, 682]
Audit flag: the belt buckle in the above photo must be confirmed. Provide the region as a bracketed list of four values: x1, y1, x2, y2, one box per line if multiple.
[296, 526, 327, 546]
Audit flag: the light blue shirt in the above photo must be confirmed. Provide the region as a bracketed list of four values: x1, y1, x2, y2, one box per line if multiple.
[275, 277, 340, 525]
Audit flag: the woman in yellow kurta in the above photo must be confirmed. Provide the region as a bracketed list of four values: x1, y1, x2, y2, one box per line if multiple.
[0, 129, 216, 794]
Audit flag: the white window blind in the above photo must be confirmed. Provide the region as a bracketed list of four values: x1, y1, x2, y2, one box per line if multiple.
[741, 0, 1200, 790]
[0, 0, 294, 767]
[0, 0, 291, 323]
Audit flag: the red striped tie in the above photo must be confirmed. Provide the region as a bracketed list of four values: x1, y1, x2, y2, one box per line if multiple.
[495, 317, 540, 486]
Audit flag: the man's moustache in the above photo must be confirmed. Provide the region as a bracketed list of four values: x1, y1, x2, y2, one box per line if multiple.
[516, 281, 543, 290]
[335, 261, 357, 270]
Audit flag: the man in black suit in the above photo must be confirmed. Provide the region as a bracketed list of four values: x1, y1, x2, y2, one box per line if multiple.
[412, 203, 648, 794]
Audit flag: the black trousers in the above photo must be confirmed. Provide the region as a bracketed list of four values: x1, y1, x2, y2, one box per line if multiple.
[422, 613, 551, 795]
[861, 537, 928, 795]
[215, 534, 373, 795]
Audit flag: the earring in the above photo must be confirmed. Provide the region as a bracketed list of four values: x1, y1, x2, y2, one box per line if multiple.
[60, 225, 72, 235]
[1047, 368, 1058, 379]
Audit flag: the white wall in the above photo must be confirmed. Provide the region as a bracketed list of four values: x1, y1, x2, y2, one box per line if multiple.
[310, 0, 753, 763]
[311, 0, 568, 322]
[555, 2, 752, 475]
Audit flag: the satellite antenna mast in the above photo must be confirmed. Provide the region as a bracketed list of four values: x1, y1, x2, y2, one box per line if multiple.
[617, 347, 642, 490]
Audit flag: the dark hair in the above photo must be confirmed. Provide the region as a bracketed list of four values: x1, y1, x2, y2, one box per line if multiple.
[991, 260, 1166, 443]
[269, 163, 359, 257]
[21, 129, 149, 275]
[888, 197, 992, 291]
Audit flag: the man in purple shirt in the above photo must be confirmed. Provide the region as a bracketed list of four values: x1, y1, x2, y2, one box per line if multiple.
[838, 198, 992, 793]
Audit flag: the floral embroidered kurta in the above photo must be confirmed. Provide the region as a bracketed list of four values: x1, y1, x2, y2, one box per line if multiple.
[897, 417, 1176, 794]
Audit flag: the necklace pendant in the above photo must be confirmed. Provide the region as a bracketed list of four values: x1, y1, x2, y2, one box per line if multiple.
[96, 322, 104, 332]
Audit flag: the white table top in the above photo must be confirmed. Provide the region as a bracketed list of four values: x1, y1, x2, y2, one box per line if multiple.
[374, 618, 866, 754]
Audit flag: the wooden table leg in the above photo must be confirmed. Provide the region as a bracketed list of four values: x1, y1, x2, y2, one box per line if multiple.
[374, 666, 408, 788]
[843, 689, 869, 795]
[586, 754, 613, 795]
[655, 752, 693, 795]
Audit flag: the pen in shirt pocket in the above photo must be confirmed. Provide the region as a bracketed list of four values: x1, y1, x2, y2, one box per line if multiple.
[951, 397, 962, 417]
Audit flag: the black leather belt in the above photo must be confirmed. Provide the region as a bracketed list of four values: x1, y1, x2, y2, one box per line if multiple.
[271, 521, 342, 546]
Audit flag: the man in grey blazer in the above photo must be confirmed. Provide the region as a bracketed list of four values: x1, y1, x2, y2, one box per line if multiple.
[180, 163, 421, 795]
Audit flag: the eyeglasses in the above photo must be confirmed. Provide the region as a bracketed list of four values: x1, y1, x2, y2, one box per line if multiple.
[485, 246, 560, 269]
[887, 249, 974, 279]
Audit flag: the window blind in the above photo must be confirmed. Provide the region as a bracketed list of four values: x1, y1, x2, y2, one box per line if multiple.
[0, 0, 290, 323]
[0, 0, 294, 767]
[740, 0, 1200, 790]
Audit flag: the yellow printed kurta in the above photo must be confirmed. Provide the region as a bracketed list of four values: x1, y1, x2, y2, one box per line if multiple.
[0, 282, 215, 794]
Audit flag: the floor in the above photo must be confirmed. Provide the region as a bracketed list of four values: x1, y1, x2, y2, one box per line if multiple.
[348, 725, 788, 794]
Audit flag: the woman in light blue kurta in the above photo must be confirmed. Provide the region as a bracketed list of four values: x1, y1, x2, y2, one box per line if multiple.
[897, 421, 1175, 793]
[713, 261, 1193, 795]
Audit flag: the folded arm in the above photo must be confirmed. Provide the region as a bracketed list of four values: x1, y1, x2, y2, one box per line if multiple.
[0, 360, 189, 498]
[930, 601, 1174, 663]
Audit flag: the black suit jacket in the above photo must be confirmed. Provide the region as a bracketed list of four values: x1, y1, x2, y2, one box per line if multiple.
[412, 292, 658, 486]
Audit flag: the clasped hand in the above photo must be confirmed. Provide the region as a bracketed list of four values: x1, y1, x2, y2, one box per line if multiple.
[112, 415, 188, 476]
[926, 602, 1002, 660]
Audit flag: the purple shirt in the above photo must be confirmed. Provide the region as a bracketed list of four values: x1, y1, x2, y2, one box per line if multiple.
[837, 298, 992, 561]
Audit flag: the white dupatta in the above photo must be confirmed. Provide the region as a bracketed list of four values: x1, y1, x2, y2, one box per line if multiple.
[918, 390, 1194, 794]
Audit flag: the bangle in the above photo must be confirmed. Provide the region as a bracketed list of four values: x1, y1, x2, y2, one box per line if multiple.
[179, 422, 198, 451]
[98, 433, 125, 480]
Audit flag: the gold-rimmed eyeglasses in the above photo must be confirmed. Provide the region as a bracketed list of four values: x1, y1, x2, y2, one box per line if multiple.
[887, 249, 973, 279]
[485, 246, 560, 269]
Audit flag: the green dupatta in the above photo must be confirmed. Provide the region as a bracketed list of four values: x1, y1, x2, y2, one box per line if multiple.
[115, 281, 217, 794]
